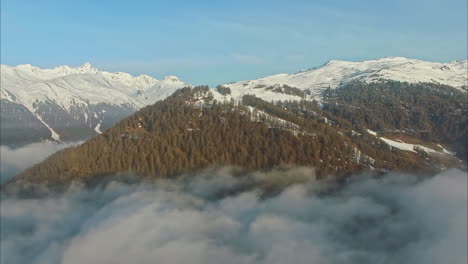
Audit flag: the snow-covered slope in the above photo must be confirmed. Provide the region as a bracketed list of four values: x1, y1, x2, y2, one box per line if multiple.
[1, 62, 189, 109]
[221, 57, 467, 102]
[1, 63, 189, 145]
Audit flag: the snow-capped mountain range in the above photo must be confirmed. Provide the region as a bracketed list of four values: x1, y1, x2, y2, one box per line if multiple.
[1, 57, 466, 146]
[220, 57, 467, 102]
[1, 63, 188, 145]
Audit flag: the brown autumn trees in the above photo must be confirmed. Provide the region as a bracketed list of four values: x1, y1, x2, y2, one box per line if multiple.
[8, 82, 463, 189]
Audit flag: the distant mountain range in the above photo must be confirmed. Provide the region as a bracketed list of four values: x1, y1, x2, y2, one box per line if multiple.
[1, 63, 188, 145]
[1, 57, 467, 146]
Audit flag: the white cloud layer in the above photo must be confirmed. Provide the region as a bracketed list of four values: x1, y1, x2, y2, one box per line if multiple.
[1, 168, 466, 264]
[0, 142, 80, 183]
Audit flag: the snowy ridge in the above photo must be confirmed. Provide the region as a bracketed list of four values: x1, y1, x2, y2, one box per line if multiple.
[222, 57, 468, 102]
[1, 63, 189, 109]
[1, 63, 189, 144]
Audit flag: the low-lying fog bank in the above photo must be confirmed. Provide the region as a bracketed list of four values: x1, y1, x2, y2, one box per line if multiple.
[1, 168, 466, 264]
[0, 142, 80, 184]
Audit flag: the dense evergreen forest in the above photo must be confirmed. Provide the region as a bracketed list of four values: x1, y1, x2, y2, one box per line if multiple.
[6, 82, 465, 191]
[321, 81, 467, 159]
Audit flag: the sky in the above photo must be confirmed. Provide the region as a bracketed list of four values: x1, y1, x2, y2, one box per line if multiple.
[1, 0, 467, 86]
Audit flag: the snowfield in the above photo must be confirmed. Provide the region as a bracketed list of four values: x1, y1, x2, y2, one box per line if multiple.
[0, 63, 189, 143]
[222, 57, 467, 102]
[0, 62, 189, 110]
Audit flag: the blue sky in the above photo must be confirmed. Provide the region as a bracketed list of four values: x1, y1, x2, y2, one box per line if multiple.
[2, 0, 467, 86]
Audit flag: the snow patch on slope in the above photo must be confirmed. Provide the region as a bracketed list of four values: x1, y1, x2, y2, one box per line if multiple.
[380, 137, 452, 155]
[366, 129, 378, 136]
[34, 114, 61, 141]
[94, 121, 102, 134]
[365, 128, 454, 156]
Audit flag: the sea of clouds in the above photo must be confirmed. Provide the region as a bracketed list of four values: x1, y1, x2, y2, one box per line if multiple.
[1, 143, 467, 264]
[1, 166, 466, 264]
[0, 142, 79, 183]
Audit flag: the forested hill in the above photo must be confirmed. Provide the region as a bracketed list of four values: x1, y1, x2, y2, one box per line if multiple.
[4, 83, 466, 191]
[321, 82, 467, 159]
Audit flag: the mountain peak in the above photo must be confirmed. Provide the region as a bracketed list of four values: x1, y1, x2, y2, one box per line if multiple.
[76, 62, 98, 73]
[163, 75, 181, 82]
[324, 57, 412, 66]
[16, 64, 40, 71]
[80, 62, 93, 69]
[136, 74, 159, 82]
[324, 59, 345, 66]
[378, 56, 411, 61]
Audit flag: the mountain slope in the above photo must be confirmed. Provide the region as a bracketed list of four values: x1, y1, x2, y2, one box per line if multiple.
[221, 57, 467, 102]
[6, 84, 464, 192]
[1, 63, 189, 145]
